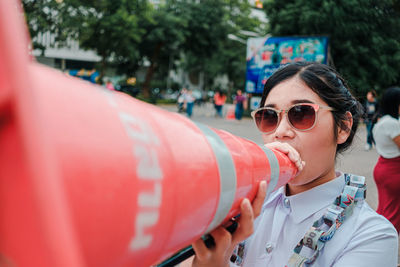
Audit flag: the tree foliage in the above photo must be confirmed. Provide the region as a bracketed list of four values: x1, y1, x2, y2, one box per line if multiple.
[69, 0, 153, 82]
[136, 0, 189, 97]
[22, 0, 265, 95]
[22, 0, 74, 52]
[263, 0, 400, 97]
[212, 0, 264, 90]
[135, 0, 264, 96]
[180, 0, 263, 90]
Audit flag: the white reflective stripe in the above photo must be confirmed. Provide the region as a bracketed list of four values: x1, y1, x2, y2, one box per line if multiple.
[195, 122, 237, 233]
[260, 146, 280, 197]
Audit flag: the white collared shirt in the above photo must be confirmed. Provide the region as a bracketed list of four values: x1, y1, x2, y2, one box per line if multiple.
[234, 173, 398, 267]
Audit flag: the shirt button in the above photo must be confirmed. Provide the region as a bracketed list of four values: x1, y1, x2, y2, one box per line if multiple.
[284, 198, 290, 208]
[265, 243, 274, 254]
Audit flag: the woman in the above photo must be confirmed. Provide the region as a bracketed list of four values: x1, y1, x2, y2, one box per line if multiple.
[234, 90, 247, 120]
[214, 90, 227, 118]
[185, 89, 196, 118]
[189, 62, 398, 266]
[373, 87, 400, 233]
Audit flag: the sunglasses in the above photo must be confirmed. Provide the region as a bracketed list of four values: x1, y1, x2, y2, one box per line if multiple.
[251, 103, 334, 133]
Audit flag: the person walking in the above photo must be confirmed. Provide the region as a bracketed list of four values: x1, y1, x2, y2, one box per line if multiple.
[234, 90, 247, 121]
[373, 87, 400, 233]
[185, 89, 195, 118]
[177, 87, 188, 113]
[364, 90, 379, 150]
[184, 62, 398, 267]
[214, 90, 227, 118]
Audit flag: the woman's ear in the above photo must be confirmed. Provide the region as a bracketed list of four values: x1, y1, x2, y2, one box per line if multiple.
[337, 111, 353, 145]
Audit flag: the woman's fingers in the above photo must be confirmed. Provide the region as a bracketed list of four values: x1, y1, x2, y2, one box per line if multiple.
[192, 181, 267, 266]
[210, 227, 232, 254]
[192, 227, 232, 266]
[192, 237, 211, 262]
[231, 198, 254, 245]
[264, 142, 305, 172]
[232, 180, 267, 243]
[192, 227, 231, 257]
[252, 180, 267, 217]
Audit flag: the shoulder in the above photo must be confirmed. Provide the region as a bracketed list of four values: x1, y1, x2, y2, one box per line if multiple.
[316, 201, 398, 266]
[354, 202, 397, 237]
[318, 174, 398, 265]
[333, 201, 398, 264]
[336, 175, 397, 245]
[379, 115, 399, 125]
[375, 115, 400, 130]
[384, 116, 400, 134]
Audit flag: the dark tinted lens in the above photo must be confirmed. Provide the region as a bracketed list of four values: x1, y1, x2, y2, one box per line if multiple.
[255, 109, 278, 132]
[288, 105, 316, 130]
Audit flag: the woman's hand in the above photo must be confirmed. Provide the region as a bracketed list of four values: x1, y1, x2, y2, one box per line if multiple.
[190, 180, 267, 267]
[264, 141, 305, 173]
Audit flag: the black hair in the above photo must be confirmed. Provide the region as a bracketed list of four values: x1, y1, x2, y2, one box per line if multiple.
[379, 87, 400, 119]
[259, 61, 364, 154]
[368, 89, 377, 98]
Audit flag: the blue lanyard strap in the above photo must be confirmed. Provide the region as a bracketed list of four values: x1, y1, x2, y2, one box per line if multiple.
[286, 174, 366, 267]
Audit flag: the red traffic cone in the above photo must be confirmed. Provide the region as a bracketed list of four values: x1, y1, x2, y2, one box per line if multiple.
[0, 1, 297, 266]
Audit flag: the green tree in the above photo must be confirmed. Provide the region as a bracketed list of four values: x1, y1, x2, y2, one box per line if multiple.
[138, 0, 188, 98]
[72, 0, 153, 83]
[23, 0, 153, 83]
[137, 0, 234, 97]
[211, 0, 264, 91]
[263, 0, 400, 97]
[138, 0, 264, 97]
[22, 0, 73, 52]
[181, 0, 264, 91]
[23, 0, 265, 97]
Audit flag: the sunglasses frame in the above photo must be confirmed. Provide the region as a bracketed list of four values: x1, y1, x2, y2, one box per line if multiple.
[251, 103, 335, 133]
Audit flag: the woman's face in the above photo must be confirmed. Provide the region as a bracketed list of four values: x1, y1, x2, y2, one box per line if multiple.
[262, 76, 342, 194]
[367, 92, 375, 102]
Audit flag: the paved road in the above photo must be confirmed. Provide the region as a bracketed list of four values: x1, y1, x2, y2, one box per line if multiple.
[158, 102, 399, 263]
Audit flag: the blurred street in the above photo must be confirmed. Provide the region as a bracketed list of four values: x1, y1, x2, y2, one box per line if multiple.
[159, 102, 400, 263]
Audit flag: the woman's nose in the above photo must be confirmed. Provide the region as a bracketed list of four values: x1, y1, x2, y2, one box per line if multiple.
[274, 114, 295, 139]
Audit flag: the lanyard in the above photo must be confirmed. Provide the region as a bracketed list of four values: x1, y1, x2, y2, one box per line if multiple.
[286, 174, 366, 267]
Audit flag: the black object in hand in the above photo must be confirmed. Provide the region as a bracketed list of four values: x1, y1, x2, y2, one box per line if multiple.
[157, 219, 239, 267]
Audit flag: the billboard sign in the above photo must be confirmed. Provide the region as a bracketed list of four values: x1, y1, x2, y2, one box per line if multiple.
[245, 36, 329, 94]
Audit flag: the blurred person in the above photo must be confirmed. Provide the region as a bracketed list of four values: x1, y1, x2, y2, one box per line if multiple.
[364, 90, 379, 150]
[177, 87, 188, 113]
[184, 62, 398, 267]
[214, 90, 227, 118]
[373, 87, 400, 233]
[185, 89, 195, 118]
[234, 90, 247, 121]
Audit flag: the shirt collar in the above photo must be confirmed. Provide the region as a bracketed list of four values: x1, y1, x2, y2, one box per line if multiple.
[264, 172, 346, 223]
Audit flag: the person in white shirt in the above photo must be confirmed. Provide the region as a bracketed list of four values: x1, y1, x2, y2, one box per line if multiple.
[187, 62, 398, 267]
[372, 87, 400, 234]
[185, 89, 196, 118]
